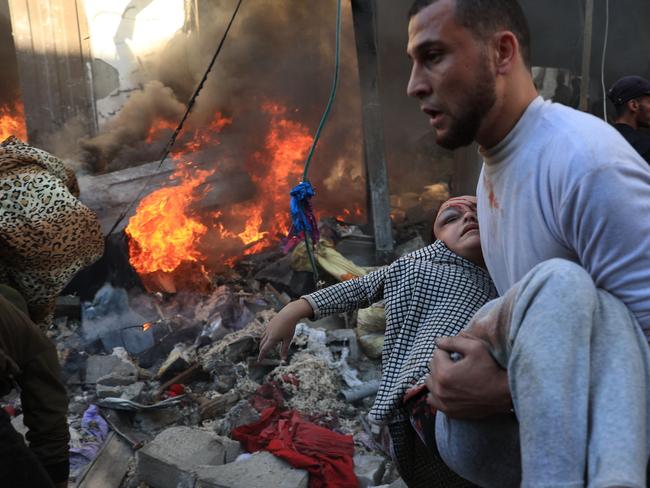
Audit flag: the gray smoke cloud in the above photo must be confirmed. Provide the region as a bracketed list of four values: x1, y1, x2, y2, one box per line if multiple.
[81, 81, 186, 170]
[80, 0, 366, 217]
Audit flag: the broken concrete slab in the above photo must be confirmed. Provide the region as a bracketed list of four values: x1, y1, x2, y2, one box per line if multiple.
[214, 400, 261, 437]
[119, 381, 145, 401]
[137, 426, 241, 488]
[195, 451, 308, 488]
[85, 355, 125, 384]
[96, 384, 124, 399]
[95, 359, 138, 386]
[354, 453, 387, 487]
[134, 408, 186, 435]
[76, 432, 132, 488]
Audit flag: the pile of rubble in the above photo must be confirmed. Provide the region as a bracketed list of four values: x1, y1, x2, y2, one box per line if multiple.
[10, 218, 440, 488]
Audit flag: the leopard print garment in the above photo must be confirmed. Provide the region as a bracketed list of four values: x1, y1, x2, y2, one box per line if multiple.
[0, 136, 104, 326]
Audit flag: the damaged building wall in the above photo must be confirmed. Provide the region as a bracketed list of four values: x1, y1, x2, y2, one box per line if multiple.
[82, 0, 186, 129]
[6, 0, 96, 150]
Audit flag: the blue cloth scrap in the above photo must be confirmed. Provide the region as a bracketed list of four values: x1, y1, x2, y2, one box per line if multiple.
[288, 182, 319, 243]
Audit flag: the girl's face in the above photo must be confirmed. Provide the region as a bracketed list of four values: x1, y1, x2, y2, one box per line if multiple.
[433, 196, 484, 266]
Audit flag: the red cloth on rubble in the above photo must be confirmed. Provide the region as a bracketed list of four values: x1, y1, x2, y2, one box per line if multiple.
[232, 406, 358, 488]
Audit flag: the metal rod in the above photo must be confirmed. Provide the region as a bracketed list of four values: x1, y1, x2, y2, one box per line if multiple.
[579, 0, 595, 112]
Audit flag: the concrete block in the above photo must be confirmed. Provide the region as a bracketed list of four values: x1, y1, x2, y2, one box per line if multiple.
[354, 453, 386, 487]
[96, 384, 124, 399]
[195, 451, 308, 488]
[76, 433, 132, 488]
[220, 437, 242, 464]
[120, 381, 145, 401]
[85, 355, 123, 384]
[137, 426, 234, 488]
[96, 360, 138, 386]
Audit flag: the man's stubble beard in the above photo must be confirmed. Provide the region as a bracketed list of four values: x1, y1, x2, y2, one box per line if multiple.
[436, 56, 497, 150]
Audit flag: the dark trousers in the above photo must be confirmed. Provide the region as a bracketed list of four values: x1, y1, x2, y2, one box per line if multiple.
[389, 390, 475, 488]
[0, 409, 54, 488]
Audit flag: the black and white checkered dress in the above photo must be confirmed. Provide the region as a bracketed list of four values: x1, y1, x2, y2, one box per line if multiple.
[303, 240, 497, 424]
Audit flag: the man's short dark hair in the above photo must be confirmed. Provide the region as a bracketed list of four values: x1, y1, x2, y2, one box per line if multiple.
[614, 101, 632, 119]
[408, 0, 531, 69]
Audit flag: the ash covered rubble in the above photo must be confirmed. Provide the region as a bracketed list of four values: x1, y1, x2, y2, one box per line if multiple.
[19, 216, 441, 488]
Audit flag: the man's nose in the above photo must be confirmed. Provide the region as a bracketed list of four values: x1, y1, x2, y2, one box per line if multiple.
[407, 64, 431, 99]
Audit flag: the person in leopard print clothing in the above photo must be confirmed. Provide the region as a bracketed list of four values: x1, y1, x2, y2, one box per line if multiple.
[0, 136, 104, 327]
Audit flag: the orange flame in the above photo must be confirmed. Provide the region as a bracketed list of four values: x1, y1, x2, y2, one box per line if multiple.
[127, 102, 313, 283]
[238, 207, 268, 245]
[0, 102, 27, 142]
[125, 164, 213, 274]
[171, 113, 232, 157]
[336, 203, 365, 222]
[145, 118, 177, 144]
[142, 322, 152, 331]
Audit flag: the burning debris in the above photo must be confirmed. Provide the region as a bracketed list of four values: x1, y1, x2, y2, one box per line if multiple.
[0, 2, 455, 486]
[0, 101, 26, 141]
[4, 214, 435, 487]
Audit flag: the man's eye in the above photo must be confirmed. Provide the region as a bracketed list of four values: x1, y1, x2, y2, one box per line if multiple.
[425, 51, 443, 63]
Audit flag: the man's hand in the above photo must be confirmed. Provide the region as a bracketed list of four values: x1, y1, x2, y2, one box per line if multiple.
[426, 332, 512, 419]
[258, 299, 314, 362]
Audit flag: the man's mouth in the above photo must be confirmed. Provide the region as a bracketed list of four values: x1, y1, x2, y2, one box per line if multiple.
[422, 107, 444, 126]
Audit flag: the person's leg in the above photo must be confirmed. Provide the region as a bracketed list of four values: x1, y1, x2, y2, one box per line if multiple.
[435, 411, 521, 487]
[507, 259, 649, 488]
[389, 408, 475, 488]
[584, 290, 650, 488]
[436, 259, 650, 488]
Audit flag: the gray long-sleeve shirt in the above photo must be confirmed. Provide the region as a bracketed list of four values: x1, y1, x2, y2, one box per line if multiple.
[479, 96, 650, 338]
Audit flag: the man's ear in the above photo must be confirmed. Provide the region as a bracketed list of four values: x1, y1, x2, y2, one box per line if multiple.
[492, 31, 518, 75]
[628, 99, 640, 114]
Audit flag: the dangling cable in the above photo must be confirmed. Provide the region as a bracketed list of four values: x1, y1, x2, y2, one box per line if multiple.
[302, 0, 342, 181]
[107, 0, 244, 237]
[288, 0, 342, 286]
[600, 0, 610, 120]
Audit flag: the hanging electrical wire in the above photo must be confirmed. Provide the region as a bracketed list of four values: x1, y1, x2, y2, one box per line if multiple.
[287, 0, 343, 286]
[106, 0, 244, 237]
[600, 0, 610, 120]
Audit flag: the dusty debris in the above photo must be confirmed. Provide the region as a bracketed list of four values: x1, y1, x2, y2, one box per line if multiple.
[22, 223, 431, 487]
[267, 351, 349, 416]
